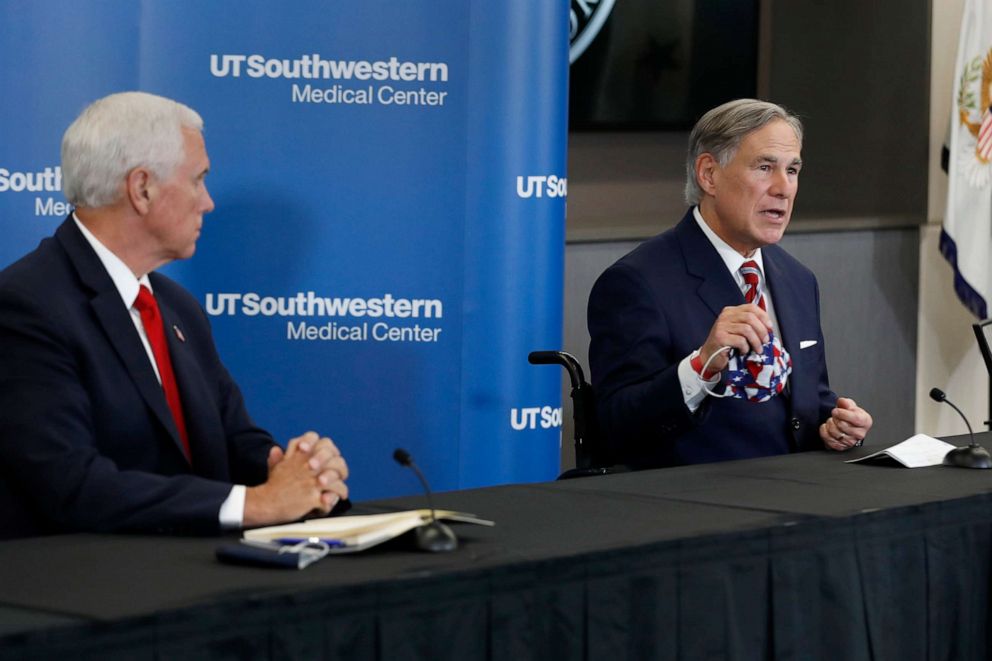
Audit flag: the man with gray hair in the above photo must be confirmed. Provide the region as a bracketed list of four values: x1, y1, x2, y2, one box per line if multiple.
[0, 92, 349, 538]
[588, 98, 872, 469]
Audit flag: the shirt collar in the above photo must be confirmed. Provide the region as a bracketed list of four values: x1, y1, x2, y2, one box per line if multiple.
[72, 213, 152, 308]
[692, 206, 764, 277]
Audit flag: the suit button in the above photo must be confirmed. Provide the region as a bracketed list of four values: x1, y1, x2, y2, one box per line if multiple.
[791, 418, 801, 430]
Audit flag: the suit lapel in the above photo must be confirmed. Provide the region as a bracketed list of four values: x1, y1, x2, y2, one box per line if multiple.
[56, 218, 187, 460]
[154, 289, 229, 478]
[674, 211, 744, 317]
[762, 248, 802, 358]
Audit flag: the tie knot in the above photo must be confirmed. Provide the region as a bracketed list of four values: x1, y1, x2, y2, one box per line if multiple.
[740, 260, 761, 286]
[134, 285, 155, 311]
[739, 260, 765, 309]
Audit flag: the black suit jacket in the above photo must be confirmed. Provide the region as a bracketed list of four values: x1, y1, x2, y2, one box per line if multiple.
[587, 209, 837, 469]
[0, 217, 274, 538]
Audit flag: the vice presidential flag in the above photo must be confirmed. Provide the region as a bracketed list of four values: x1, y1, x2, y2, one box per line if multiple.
[944, 0, 992, 319]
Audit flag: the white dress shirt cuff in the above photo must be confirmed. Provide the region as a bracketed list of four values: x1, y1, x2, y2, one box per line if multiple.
[678, 353, 719, 413]
[219, 485, 247, 530]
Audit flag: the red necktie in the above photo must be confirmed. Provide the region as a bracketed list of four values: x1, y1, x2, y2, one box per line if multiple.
[740, 260, 766, 311]
[134, 285, 191, 462]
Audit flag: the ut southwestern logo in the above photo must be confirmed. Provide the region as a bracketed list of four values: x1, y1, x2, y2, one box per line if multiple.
[0, 166, 61, 193]
[210, 53, 451, 109]
[209, 53, 448, 82]
[516, 175, 567, 199]
[205, 291, 446, 345]
[0, 166, 69, 217]
[510, 406, 563, 431]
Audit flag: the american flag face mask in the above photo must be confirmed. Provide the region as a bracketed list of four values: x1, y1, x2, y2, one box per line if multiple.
[708, 330, 792, 403]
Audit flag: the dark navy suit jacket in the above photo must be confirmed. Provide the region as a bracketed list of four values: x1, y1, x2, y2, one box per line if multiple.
[0, 217, 274, 539]
[587, 209, 837, 469]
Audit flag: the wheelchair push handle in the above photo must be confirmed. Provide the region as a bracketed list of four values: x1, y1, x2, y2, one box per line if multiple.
[528, 351, 587, 393]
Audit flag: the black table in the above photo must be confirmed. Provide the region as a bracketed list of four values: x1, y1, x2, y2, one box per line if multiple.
[3, 439, 992, 660]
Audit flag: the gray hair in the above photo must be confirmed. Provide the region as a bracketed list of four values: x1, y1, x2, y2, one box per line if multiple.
[684, 98, 803, 205]
[61, 91, 204, 207]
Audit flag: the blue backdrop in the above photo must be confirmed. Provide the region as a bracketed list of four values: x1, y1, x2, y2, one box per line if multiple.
[0, 1, 568, 500]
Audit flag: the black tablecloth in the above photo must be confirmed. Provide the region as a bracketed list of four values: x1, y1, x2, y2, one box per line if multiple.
[3, 439, 992, 660]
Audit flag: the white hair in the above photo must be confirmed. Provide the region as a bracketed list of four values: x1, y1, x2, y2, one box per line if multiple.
[684, 98, 803, 205]
[61, 91, 203, 207]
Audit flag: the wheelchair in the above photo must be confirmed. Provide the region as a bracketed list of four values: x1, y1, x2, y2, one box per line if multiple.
[528, 351, 629, 479]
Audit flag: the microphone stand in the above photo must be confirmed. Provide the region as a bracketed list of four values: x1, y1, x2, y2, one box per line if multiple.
[393, 449, 458, 552]
[930, 388, 992, 469]
[971, 320, 992, 430]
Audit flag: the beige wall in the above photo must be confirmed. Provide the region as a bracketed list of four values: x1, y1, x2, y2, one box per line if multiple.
[916, 0, 990, 436]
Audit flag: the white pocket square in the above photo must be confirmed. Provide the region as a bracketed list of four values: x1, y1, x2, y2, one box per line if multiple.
[799, 340, 818, 349]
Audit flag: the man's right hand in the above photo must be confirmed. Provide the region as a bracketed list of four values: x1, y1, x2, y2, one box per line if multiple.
[698, 304, 773, 373]
[243, 431, 349, 528]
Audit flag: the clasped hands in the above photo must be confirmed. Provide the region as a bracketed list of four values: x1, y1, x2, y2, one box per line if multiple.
[700, 304, 872, 452]
[244, 431, 349, 528]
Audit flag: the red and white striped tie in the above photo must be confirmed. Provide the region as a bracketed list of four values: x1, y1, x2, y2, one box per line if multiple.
[740, 260, 766, 311]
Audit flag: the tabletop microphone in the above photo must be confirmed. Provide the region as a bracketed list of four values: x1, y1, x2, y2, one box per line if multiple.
[929, 387, 992, 468]
[393, 448, 457, 552]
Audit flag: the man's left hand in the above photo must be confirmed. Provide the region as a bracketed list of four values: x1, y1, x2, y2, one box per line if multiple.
[820, 397, 872, 451]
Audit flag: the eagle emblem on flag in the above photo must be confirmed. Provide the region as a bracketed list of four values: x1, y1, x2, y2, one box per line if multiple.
[956, 48, 992, 186]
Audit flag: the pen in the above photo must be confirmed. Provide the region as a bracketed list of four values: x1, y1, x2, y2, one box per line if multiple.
[274, 537, 346, 548]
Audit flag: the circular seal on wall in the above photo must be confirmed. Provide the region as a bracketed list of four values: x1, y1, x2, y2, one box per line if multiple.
[569, 0, 616, 64]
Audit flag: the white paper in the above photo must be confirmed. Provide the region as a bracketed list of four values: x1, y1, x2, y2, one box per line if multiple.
[846, 433, 955, 468]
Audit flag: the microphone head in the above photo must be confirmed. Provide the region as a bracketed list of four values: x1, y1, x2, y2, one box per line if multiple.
[929, 387, 946, 403]
[393, 448, 412, 467]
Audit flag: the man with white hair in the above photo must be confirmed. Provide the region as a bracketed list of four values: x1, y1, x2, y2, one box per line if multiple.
[588, 98, 873, 470]
[0, 92, 349, 538]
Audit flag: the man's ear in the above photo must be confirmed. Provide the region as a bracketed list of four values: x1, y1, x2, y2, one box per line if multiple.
[695, 153, 719, 196]
[125, 168, 153, 215]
